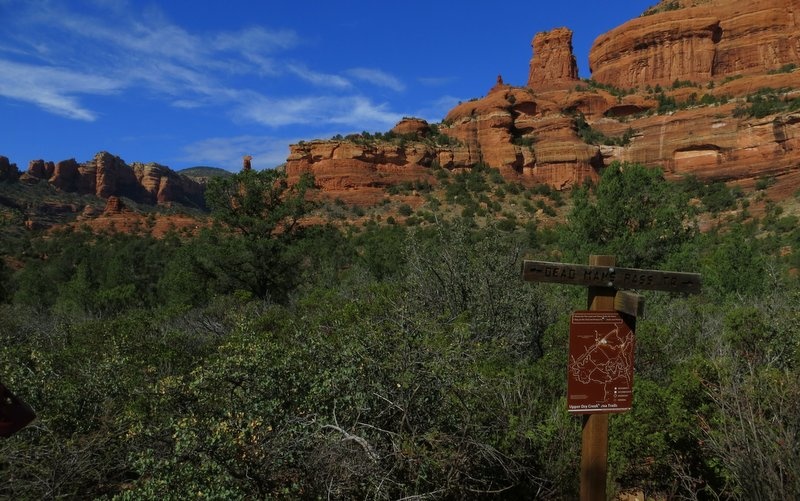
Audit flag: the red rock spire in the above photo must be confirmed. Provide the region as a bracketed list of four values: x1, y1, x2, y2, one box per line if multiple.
[527, 27, 580, 91]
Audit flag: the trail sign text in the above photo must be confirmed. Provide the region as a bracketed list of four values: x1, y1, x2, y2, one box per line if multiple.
[522, 260, 701, 294]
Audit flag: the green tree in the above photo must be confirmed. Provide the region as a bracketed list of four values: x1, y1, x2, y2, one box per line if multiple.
[560, 162, 695, 268]
[702, 224, 767, 297]
[12, 229, 180, 314]
[0, 258, 10, 303]
[187, 169, 316, 301]
[205, 168, 314, 239]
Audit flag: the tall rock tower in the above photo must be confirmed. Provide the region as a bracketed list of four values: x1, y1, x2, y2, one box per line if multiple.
[527, 27, 580, 90]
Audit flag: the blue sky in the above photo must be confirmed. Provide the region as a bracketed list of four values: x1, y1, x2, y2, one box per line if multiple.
[0, 0, 655, 171]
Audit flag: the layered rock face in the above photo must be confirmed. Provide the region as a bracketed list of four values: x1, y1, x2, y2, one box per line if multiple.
[441, 86, 601, 187]
[593, 100, 800, 181]
[22, 151, 205, 207]
[131, 161, 205, 205]
[590, 0, 800, 89]
[287, 0, 800, 198]
[286, 135, 437, 205]
[527, 28, 580, 90]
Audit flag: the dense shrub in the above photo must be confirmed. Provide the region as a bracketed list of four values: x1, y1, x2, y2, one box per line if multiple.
[1, 161, 799, 499]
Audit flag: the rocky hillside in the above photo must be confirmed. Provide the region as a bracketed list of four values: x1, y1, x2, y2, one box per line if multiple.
[0, 152, 209, 234]
[4, 151, 206, 208]
[287, 0, 800, 204]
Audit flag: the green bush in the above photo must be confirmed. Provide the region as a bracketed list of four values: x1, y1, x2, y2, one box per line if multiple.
[574, 113, 635, 146]
[559, 162, 695, 268]
[4, 153, 800, 500]
[733, 88, 800, 118]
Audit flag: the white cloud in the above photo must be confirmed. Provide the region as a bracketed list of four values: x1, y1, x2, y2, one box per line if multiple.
[1, 1, 410, 134]
[86, 0, 129, 13]
[171, 99, 204, 109]
[4, 3, 294, 92]
[329, 96, 403, 127]
[0, 59, 121, 120]
[213, 27, 299, 54]
[236, 94, 402, 130]
[180, 135, 294, 170]
[286, 63, 351, 89]
[347, 68, 405, 92]
[0, 42, 43, 59]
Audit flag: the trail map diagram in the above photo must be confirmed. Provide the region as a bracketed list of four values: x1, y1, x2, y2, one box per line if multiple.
[567, 312, 635, 414]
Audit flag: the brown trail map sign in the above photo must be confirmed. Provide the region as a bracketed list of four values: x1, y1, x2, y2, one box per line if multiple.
[568, 312, 634, 414]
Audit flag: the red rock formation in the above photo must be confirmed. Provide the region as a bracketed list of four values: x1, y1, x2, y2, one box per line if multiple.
[285, 0, 800, 197]
[527, 28, 580, 91]
[95, 151, 140, 199]
[18, 152, 206, 207]
[26, 159, 54, 179]
[286, 139, 435, 198]
[103, 196, 125, 213]
[489, 74, 512, 95]
[131, 161, 205, 206]
[0, 156, 19, 182]
[595, 103, 800, 182]
[391, 117, 430, 136]
[590, 0, 800, 89]
[50, 158, 82, 192]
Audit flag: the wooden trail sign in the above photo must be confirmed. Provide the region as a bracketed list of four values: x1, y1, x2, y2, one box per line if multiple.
[522, 255, 701, 501]
[522, 260, 702, 294]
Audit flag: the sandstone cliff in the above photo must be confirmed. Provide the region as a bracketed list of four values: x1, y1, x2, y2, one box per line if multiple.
[286, 0, 800, 201]
[590, 0, 800, 89]
[21, 151, 206, 207]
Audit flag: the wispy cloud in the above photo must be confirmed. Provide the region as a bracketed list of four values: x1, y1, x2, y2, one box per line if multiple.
[347, 68, 405, 92]
[286, 63, 351, 89]
[237, 94, 402, 130]
[213, 27, 300, 54]
[180, 135, 295, 170]
[329, 96, 403, 127]
[410, 95, 463, 124]
[0, 59, 121, 120]
[1, 2, 355, 117]
[1, 0, 414, 148]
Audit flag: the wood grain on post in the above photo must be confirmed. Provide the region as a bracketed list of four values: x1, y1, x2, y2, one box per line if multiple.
[581, 255, 615, 501]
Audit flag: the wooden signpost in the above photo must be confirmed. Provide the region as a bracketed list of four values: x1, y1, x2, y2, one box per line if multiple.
[522, 255, 701, 501]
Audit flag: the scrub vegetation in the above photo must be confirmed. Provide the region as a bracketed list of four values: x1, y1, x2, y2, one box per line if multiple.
[1, 163, 799, 499]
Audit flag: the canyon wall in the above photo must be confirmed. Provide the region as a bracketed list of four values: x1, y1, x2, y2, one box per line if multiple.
[589, 0, 800, 89]
[286, 0, 800, 201]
